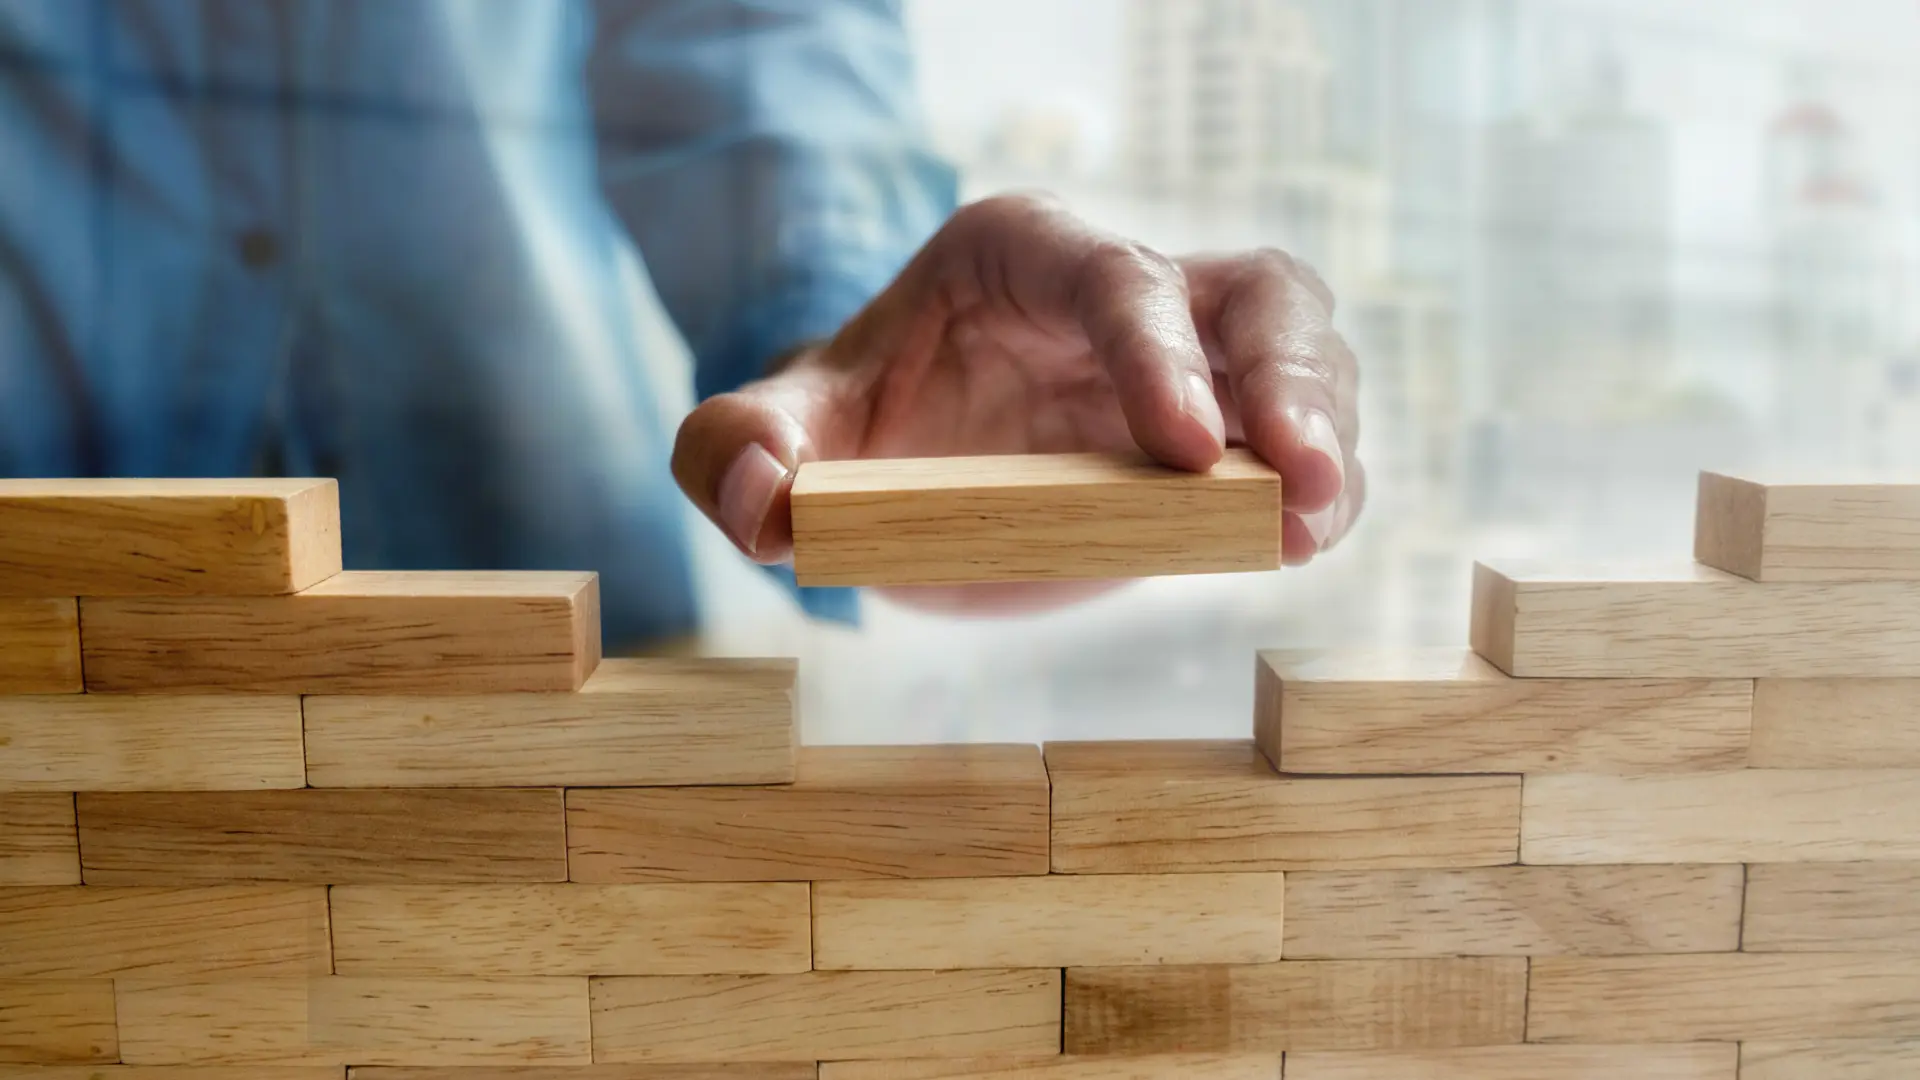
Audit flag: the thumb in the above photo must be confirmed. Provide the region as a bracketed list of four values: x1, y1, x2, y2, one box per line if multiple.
[671, 365, 863, 564]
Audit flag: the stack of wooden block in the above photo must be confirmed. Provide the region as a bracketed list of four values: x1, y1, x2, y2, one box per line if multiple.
[3, 468, 1920, 1080]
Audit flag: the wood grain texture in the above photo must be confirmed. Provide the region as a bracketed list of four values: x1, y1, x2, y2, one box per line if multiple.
[1695, 471, 1920, 582]
[1063, 959, 1525, 1053]
[0, 794, 79, 885]
[0, 695, 304, 791]
[568, 745, 1048, 882]
[1281, 865, 1742, 958]
[1751, 679, 1920, 767]
[1741, 1039, 1920, 1080]
[77, 789, 566, 884]
[0, 885, 330, 977]
[1470, 559, 1920, 677]
[1744, 863, 1920, 952]
[349, 1060, 814, 1068]
[0, 599, 81, 694]
[818, 1057, 1280, 1080]
[1255, 648, 1751, 774]
[303, 658, 795, 787]
[789, 450, 1282, 586]
[0, 981, 116, 1064]
[114, 978, 590, 1065]
[812, 872, 1284, 969]
[1283, 1045, 1738, 1080]
[0, 478, 341, 596]
[1520, 770, 1920, 864]
[0, 1060, 345, 1068]
[1045, 741, 1519, 874]
[80, 571, 601, 694]
[590, 970, 1061, 1062]
[0, 1070, 345, 1079]
[1527, 954, 1920, 1042]
[330, 883, 809, 975]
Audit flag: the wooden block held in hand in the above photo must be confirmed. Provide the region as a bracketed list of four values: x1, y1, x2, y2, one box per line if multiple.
[1471, 560, 1920, 677]
[790, 450, 1282, 586]
[304, 658, 795, 787]
[1063, 958, 1525, 1053]
[77, 789, 566, 884]
[349, 1060, 814, 1068]
[0, 599, 80, 694]
[0, 794, 79, 884]
[1257, 648, 1751, 773]
[1751, 679, 1920, 768]
[114, 978, 591, 1066]
[1045, 741, 1519, 874]
[0, 695, 304, 791]
[1528, 954, 1920, 1042]
[813, 872, 1284, 969]
[1282, 865, 1742, 958]
[331, 883, 809, 975]
[1740, 1039, 1920, 1080]
[568, 745, 1048, 882]
[819, 1057, 1281, 1080]
[1744, 863, 1920, 952]
[1520, 771, 1920, 864]
[0, 980, 116, 1064]
[1695, 471, 1920, 582]
[590, 970, 1061, 1062]
[0, 477, 340, 596]
[0, 885, 330, 978]
[1284, 1045, 1738, 1080]
[81, 571, 601, 694]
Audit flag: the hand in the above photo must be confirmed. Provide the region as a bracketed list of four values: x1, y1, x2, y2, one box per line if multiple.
[672, 193, 1364, 608]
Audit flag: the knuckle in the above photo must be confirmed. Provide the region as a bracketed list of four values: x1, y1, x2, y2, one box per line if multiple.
[1080, 239, 1183, 291]
[948, 190, 1061, 237]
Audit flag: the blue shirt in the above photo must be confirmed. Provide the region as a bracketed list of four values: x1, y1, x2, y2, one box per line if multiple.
[0, 0, 956, 645]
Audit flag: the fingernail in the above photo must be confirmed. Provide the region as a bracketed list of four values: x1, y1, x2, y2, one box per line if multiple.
[1183, 372, 1226, 446]
[1289, 406, 1346, 490]
[716, 443, 788, 557]
[1298, 504, 1338, 551]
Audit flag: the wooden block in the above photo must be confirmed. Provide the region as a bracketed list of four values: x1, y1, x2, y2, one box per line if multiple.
[1281, 865, 1742, 958]
[1751, 679, 1920, 767]
[0, 1070, 345, 1079]
[80, 571, 601, 694]
[0, 794, 79, 885]
[0, 1060, 345, 1068]
[1045, 741, 1518, 874]
[349, 1060, 814, 1068]
[0, 885, 329, 977]
[813, 872, 1284, 969]
[568, 745, 1048, 882]
[331, 882, 809, 975]
[1741, 1039, 1920, 1080]
[0, 695, 304, 791]
[0, 477, 341, 596]
[77, 789, 566, 884]
[1528, 954, 1920, 1042]
[303, 658, 795, 787]
[1283, 1045, 1738, 1080]
[1063, 958, 1525, 1053]
[1470, 560, 1920, 677]
[114, 977, 591, 1065]
[789, 450, 1282, 586]
[0, 599, 80, 694]
[1255, 649, 1751, 774]
[819, 1057, 1280, 1080]
[0, 980, 116, 1064]
[1744, 862, 1920, 952]
[1520, 770, 1920, 864]
[1694, 471, 1920, 582]
[592, 970, 1059, 1062]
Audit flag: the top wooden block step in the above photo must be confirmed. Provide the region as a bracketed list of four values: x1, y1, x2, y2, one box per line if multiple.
[790, 450, 1282, 586]
[0, 478, 341, 596]
[1696, 469, 1920, 581]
